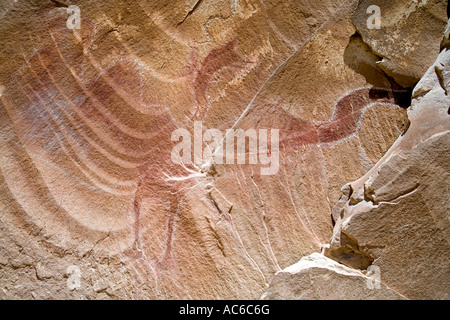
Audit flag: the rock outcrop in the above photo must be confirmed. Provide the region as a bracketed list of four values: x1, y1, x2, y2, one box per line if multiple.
[263, 14, 450, 300]
[0, 0, 448, 299]
[261, 253, 405, 299]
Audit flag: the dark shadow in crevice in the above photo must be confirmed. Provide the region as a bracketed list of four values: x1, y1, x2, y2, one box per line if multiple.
[344, 32, 390, 88]
[325, 232, 374, 270]
[447, 0, 449, 18]
[50, 0, 69, 7]
[344, 32, 414, 108]
[368, 87, 412, 109]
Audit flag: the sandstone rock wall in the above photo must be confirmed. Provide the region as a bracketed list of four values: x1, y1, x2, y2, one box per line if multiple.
[263, 13, 450, 300]
[0, 0, 448, 299]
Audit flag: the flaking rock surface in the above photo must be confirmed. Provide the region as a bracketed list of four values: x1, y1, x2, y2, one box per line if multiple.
[263, 14, 450, 300]
[0, 0, 447, 299]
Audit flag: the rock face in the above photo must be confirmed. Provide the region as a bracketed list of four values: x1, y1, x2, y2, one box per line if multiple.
[261, 253, 405, 300]
[264, 15, 450, 300]
[0, 0, 448, 299]
[353, 0, 448, 87]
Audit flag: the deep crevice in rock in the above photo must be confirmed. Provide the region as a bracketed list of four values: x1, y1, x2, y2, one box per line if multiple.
[326, 231, 375, 270]
[447, 0, 449, 18]
[344, 32, 388, 88]
[344, 32, 414, 108]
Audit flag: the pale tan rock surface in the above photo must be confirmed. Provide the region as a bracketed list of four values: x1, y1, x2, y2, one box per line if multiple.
[263, 16, 450, 300]
[261, 253, 405, 300]
[353, 0, 448, 87]
[0, 0, 447, 299]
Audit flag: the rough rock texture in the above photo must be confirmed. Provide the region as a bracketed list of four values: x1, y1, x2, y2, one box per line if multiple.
[264, 15, 450, 300]
[353, 0, 448, 87]
[0, 0, 448, 299]
[261, 253, 405, 299]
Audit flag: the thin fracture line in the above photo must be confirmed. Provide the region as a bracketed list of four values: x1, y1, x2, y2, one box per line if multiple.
[212, 0, 352, 162]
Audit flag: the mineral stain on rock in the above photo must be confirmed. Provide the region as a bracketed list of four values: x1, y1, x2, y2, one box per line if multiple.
[0, 0, 448, 300]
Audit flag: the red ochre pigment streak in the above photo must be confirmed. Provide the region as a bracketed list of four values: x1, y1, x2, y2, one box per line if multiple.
[316, 87, 410, 143]
[192, 38, 257, 120]
[1, 13, 411, 282]
[84, 61, 188, 271]
[248, 87, 411, 153]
